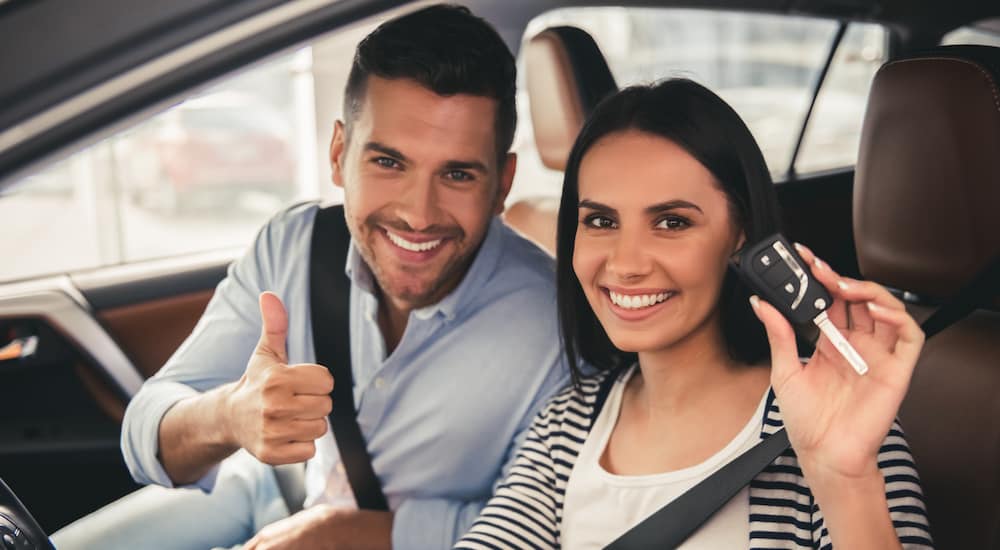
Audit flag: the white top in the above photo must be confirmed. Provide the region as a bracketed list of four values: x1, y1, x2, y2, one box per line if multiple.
[561, 367, 770, 549]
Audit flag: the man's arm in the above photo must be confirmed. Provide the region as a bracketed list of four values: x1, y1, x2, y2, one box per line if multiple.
[121, 204, 330, 489]
[157, 292, 333, 484]
[155, 383, 241, 484]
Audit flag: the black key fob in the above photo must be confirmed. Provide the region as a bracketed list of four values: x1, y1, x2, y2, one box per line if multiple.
[731, 233, 832, 326]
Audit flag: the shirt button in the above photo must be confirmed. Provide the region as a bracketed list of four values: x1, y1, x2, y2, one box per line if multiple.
[374, 377, 386, 390]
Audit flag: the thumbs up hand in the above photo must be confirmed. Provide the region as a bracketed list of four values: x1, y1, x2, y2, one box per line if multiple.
[225, 292, 335, 464]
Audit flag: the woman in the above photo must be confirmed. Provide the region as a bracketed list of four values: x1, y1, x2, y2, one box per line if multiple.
[455, 80, 932, 548]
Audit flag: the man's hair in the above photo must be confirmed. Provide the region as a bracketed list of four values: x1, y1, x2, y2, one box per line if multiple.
[343, 4, 517, 163]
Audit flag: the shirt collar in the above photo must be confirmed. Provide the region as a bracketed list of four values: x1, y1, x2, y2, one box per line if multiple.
[344, 216, 505, 322]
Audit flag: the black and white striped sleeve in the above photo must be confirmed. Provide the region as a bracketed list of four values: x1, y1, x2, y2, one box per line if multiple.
[811, 419, 934, 549]
[454, 397, 568, 549]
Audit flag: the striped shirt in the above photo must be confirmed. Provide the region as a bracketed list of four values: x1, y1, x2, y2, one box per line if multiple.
[455, 369, 934, 549]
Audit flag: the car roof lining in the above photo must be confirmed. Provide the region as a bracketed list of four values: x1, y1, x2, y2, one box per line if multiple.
[1, 0, 998, 190]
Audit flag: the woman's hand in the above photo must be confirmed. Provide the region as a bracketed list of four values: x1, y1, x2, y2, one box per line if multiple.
[749, 243, 925, 481]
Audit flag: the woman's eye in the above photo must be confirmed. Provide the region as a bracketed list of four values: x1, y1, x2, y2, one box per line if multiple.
[656, 216, 690, 230]
[583, 215, 616, 229]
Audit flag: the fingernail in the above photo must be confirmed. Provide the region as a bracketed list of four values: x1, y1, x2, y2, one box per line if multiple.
[749, 295, 760, 309]
[793, 242, 807, 255]
[837, 280, 849, 291]
[866, 301, 882, 312]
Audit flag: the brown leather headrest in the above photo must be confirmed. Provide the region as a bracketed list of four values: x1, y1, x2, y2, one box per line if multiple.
[524, 26, 617, 171]
[854, 46, 1000, 300]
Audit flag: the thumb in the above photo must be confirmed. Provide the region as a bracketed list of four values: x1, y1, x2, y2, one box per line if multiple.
[257, 291, 288, 363]
[749, 295, 801, 385]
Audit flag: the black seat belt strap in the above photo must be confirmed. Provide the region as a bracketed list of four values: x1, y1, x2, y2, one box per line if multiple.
[603, 429, 790, 549]
[920, 255, 1000, 338]
[310, 204, 389, 511]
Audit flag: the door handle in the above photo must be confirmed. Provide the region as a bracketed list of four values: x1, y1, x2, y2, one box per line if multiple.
[0, 336, 38, 363]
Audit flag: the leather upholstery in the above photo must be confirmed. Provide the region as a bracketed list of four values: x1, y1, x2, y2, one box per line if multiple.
[855, 45, 1000, 300]
[98, 289, 213, 378]
[855, 46, 1000, 550]
[524, 26, 617, 170]
[508, 27, 617, 255]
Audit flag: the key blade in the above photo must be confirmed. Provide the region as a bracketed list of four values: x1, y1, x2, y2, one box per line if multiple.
[813, 312, 869, 375]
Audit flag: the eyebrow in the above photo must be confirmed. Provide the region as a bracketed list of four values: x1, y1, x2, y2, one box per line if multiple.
[577, 199, 703, 215]
[443, 159, 489, 174]
[364, 142, 409, 163]
[364, 141, 488, 173]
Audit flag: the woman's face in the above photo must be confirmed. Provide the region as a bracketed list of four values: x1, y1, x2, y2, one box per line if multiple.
[573, 130, 744, 354]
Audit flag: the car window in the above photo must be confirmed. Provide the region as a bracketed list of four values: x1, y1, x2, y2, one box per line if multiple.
[795, 23, 886, 174]
[508, 8, 887, 202]
[0, 21, 376, 284]
[942, 22, 1000, 47]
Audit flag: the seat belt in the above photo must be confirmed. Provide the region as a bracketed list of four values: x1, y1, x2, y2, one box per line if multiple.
[594, 363, 790, 550]
[919, 255, 1000, 338]
[604, 430, 790, 550]
[275, 205, 388, 513]
[277, 204, 388, 513]
[276, 204, 389, 514]
[603, 254, 1000, 549]
[309, 204, 389, 510]
[273, 463, 307, 515]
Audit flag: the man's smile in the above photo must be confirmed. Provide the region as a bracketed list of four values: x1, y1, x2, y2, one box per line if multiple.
[385, 229, 444, 252]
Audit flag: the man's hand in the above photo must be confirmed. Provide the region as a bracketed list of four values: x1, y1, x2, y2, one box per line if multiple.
[245, 506, 393, 550]
[225, 292, 335, 464]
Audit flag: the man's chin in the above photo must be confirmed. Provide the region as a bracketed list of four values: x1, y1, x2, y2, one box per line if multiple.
[382, 286, 440, 310]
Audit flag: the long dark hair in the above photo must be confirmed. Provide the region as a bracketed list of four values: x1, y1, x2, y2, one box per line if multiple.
[557, 79, 783, 385]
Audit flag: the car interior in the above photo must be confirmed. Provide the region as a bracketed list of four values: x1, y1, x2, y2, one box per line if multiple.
[0, 0, 997, 548]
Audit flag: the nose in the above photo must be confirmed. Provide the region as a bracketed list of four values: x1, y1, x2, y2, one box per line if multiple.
[605, 229, 653, 282]
[396, 176, 440, 232]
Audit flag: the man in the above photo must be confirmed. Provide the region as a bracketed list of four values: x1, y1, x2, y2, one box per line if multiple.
[52, 5, 567, 549]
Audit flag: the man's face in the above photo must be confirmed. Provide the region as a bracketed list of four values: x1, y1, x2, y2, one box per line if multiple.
[331, 76, 515, 311]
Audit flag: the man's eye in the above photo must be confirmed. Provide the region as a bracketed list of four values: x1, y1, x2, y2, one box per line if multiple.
[445, 170, 474, 182]
[374, 157, 401, 169]
[583, 215, 616, 229]
[656, 216, 690, 230]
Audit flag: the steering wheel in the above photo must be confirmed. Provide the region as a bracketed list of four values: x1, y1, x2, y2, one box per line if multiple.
[0, 479, 54, 550]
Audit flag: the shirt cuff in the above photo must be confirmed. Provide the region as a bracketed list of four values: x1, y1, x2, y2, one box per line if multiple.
[120, 380, 220, 492]
[392, 498, 484, 549]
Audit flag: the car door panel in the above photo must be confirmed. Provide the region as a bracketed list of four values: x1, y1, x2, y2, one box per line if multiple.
[96, 289, 215, 379]
[0, 256, 230, 531]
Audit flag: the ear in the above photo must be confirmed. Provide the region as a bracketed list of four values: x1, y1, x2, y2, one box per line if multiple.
[494, 152, 517, 215]
[734, 229, 747, 253]
[330, 120, 347, 189]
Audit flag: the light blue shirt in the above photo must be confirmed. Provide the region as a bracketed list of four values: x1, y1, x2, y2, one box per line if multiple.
[121, 202, 569, 548]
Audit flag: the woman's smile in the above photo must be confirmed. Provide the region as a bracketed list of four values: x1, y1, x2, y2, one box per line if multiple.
[602, 286, 678, 321]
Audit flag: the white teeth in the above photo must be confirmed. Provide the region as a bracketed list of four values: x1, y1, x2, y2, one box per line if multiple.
[608, 291, 673, 310]
[386, 231, 443, 252]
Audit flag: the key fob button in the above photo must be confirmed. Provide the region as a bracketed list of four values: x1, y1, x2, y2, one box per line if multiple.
[753, 251, 776, 274]
[779, 276, 800, 307]
[762, 264, 788, 288]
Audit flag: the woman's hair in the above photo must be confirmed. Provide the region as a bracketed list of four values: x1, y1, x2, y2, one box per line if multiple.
[556, 79, 783, 385]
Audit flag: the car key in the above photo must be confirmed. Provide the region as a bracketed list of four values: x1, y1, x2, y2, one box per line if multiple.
[733, 234, 868, 375]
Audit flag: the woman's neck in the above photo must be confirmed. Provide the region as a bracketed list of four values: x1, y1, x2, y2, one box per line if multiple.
[604, 315, 771, 475]
[632, 316, 767, 417]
